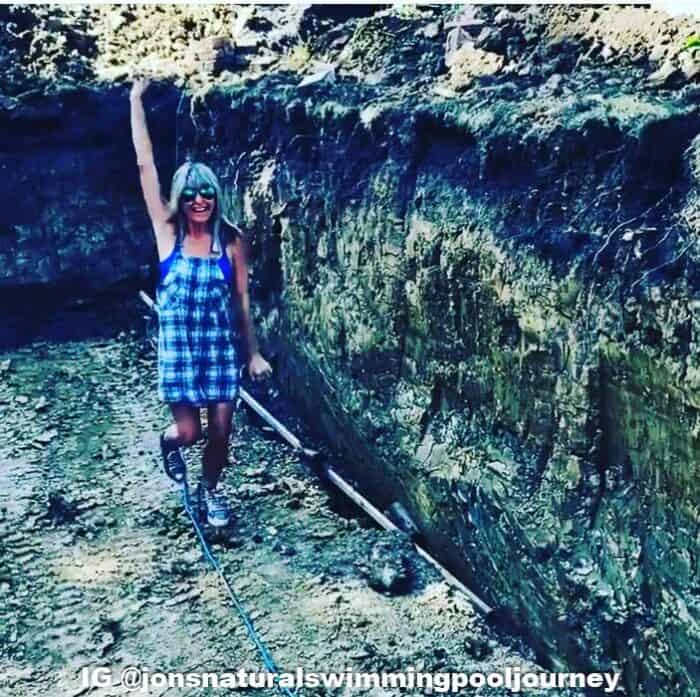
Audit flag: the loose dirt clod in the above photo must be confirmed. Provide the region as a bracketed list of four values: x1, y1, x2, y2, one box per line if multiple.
[366, 530, 414, 595]
[46, 492, 79, 526]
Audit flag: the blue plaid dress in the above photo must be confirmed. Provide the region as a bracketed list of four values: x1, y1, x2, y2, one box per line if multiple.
[156, 243, 239, 405]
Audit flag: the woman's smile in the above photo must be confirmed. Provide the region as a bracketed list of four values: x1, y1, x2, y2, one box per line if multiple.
[184, 197, 215, 222]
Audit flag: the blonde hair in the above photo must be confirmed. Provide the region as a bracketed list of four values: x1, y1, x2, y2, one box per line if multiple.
[168, 161, 235, 254]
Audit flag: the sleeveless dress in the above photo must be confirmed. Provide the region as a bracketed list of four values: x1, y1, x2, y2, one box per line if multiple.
[156, 242, 239, 405]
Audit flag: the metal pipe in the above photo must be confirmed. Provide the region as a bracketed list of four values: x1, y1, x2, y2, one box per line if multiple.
[413, 543, 493, 615]
[238, 387, 318, 459]
[325, 467, 400, 532]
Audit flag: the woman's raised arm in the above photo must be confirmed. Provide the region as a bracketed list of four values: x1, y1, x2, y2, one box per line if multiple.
[130, 80, 172, 239]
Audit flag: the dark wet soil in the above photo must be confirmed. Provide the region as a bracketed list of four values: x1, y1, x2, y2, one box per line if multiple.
[0, 310, 580, 697]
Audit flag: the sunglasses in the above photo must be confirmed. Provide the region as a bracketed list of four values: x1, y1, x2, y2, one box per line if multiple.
[180, 184, 216, 203]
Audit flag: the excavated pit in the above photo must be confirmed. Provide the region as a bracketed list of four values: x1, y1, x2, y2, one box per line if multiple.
[5, 315, 586, 697]
[2, 5, 700, 697]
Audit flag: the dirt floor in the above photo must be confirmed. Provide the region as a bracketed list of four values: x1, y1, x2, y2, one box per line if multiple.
[0, 313, 582, 697]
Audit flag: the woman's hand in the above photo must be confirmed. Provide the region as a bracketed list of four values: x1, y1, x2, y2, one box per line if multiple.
[130, 78, 151, 101]
[248, 352, 273, 382]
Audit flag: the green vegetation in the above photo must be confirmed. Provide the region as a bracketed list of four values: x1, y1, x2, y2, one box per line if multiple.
[683, 34, 700, 50]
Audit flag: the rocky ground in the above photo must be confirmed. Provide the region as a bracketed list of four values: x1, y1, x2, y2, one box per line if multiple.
[0, 308, 580, 697]
[1, 4, 699, 98]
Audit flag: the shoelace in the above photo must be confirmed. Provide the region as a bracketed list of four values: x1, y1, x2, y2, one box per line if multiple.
[167, 449, 183, 465]
[205, 489, 228, 517]
[166, 450, 186, 476]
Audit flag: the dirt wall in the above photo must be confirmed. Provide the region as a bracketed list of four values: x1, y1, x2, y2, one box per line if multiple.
[190, 75, 700, 696]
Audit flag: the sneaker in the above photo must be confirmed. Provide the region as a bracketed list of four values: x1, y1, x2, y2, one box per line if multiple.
[160, 432, 187, 484]
[197, 481, 231, 528]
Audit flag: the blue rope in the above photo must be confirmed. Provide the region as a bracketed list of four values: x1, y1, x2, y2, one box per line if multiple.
[181, 479, 297, 697]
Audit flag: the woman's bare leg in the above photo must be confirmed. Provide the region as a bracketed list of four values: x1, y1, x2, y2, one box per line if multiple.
[202, 401, 235, 489]
[163, 403, 202, 447]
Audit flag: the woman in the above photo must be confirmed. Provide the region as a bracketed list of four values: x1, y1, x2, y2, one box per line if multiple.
[130, 79, 272, 528]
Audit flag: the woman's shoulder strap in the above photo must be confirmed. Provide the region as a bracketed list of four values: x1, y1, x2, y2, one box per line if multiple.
[218, 246, 234, 283]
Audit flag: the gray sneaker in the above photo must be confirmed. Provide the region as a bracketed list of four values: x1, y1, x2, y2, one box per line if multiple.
[197, 482, 231, 528]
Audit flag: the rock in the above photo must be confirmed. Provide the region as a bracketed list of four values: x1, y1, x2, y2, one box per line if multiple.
[445, 8, 485, 32]
[494, 10, 515, 25]
[647, 59, 681, 87]
[298, 62, 335, 88]
[445, 28, 470, 68]
[280, 476, 306, 498]
[274, 542, 296, 557]
[522, 28, 539, 44]
[473, 26, 502, 53]
[420, 21, 441, 40]
[464, 635, 492, 659]
[46, 492, 79, 526]
[310, 529, 335, 539]
[600, 44, 615, 61]
[679, 50, 700, 81]
[163, 588, 202, 607]
[90, 514, 107, 530]
[505, 36, 522, 60]
[34, 396, 49, 411]
[349, 643, 376, 659]
[364, 69, 387, 86]
[237, 482, 277, 499]
[366, 531, 413, 595]
[1, 666, 34, 683]
[445, 43, 504, 91]
[544, 73, 563, 93]
[165, 557, 197, 578]
[649, 44, 668, 63]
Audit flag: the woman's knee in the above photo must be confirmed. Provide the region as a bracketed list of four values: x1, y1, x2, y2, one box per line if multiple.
[169, 404, 202, 446]
[177, 422, 202, 446]
[207, 403, 234, 444]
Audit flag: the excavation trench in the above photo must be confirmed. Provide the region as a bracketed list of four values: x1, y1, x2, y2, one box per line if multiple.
[4, 76, 700, 697]
[4, 8, 700, 693]
[0, 301, 583, 697]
